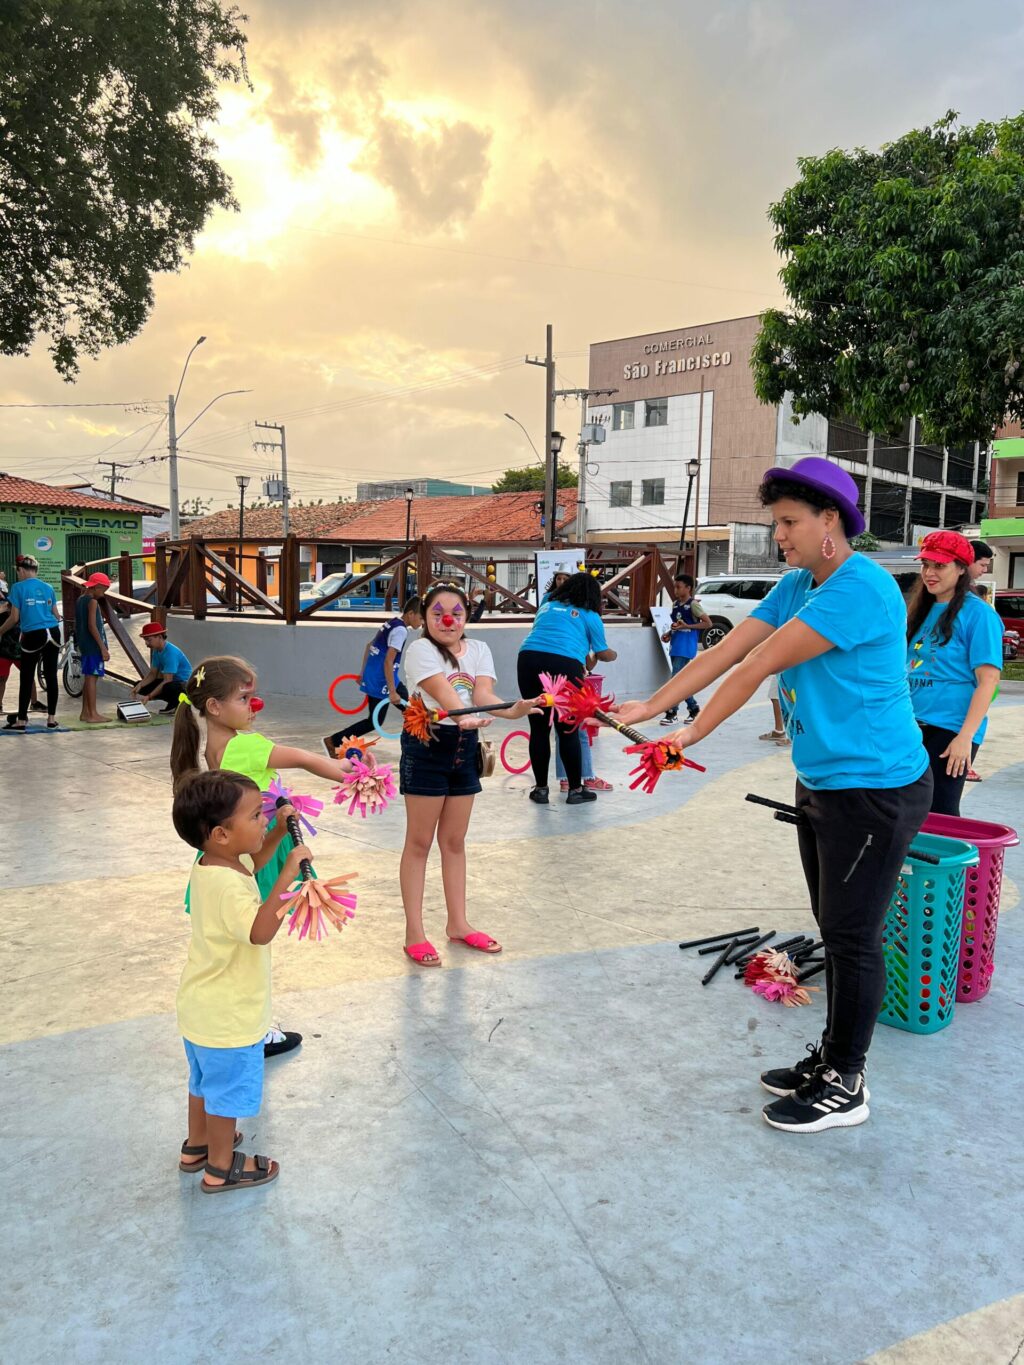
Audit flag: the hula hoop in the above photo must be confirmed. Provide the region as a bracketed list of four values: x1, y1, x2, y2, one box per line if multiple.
[328, 673, 368, 716]
[500, 729, 532, 775]
[372, 697, 405, 740]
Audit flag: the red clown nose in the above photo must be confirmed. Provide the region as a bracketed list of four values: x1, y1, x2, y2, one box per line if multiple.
[249, 696, 265, 714]
[441, 614, 455, 627]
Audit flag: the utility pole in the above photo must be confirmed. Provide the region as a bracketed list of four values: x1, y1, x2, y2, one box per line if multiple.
[552, 385, 618, 544]
[525, 325, 555, 547]
[254, 421, 290, 536]
[97, 460, 128, 501]
[168, 394, 180, 538]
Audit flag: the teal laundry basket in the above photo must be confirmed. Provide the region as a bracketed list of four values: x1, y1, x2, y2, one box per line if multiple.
[879, 832, 979, 1035]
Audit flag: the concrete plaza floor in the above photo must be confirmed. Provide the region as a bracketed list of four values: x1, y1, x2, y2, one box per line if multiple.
[2, 677, 1023, 1364]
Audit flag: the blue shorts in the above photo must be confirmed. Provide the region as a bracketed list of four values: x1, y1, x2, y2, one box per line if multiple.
[81, 654, 105, 677]
[399, 726, 481, 797]
[183, 1037, 264, 1118]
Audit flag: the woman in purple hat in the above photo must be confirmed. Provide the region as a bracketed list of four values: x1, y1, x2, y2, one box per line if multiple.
[906, 530, 1003, 816]
[616, 457, 932, 1135]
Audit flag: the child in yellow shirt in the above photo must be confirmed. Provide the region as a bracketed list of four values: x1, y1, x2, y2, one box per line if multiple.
[173, 770, 310, 1193]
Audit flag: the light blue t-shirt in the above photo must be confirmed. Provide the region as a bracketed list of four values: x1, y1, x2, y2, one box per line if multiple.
[751, 556, 927, 791]
[8, 578, 58, 633]
[151, 641, 193, 684]
[907, 594, 1003, 744]
[520, 600, 608, 662]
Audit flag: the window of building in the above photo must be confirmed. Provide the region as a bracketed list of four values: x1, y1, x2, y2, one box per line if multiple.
[644, 398, 668, 428]
[1016, 470, 1024, 506]
[612, 402, 635, 432]
[610, 480, 633, 508]
[641, 478, 665, 506]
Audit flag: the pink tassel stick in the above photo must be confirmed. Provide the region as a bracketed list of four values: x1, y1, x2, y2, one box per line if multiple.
[333, 758, 397, 818]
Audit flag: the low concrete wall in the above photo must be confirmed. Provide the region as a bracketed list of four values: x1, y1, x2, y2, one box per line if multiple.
[168, 617, 670, 701]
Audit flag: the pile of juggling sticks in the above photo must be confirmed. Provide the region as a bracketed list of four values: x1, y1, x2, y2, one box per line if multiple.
[397, 675, 706, 793]
[678, 793, 944, 1005]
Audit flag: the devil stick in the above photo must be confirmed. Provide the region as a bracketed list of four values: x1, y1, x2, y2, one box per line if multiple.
[701, 938, 739, 986]
[678, 926, 760, 951]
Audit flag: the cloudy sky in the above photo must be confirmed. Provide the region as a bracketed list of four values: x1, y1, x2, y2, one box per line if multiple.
[3, 0, 1022, 511]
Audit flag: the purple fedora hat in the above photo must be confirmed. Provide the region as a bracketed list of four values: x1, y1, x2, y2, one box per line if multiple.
[759, 456, 865, 536]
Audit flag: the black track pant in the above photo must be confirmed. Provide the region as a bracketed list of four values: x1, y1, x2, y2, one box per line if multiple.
[919, 723, 979, 818]
[517, 648, 585, 791]
[138, 679, 180, 707]
[794, 769, 933, 1075]
[18, 630, 58, 720]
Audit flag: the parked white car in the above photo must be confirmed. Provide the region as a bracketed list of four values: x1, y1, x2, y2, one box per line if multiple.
[694, 575, 782, 648]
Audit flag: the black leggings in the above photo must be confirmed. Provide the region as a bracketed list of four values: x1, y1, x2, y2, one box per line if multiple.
[794, 770, 933, 1075]
[517, 648, 584, 790]
[919, 723, 979, 817]
[329, 684, 407, 746]
[18, 630, 58, 720]
[139, 678, 180, 707]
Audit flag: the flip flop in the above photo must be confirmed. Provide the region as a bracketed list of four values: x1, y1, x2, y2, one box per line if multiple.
[201, 1152, 279, 1193]
[179, 1130, 243, 1172]
[404, 940, 442, 967]
[448, 931, 502, 954]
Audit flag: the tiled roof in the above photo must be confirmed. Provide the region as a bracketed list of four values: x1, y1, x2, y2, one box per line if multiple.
[335, 491, 579, 543]
[178, 492, 578, 544]
[0, 473, 156, 515]
[179, 501, 379, 539]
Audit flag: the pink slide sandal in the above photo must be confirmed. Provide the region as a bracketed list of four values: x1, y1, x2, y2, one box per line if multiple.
[448, 931, 502, 954]
[404, 940, 442, 967]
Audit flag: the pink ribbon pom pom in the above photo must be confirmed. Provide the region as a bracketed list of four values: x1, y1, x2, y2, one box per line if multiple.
[623, 740, 706, 794]
[278, 872, 358, 942]
[261, 778, 324, 837]
[332, 759, 397, 818]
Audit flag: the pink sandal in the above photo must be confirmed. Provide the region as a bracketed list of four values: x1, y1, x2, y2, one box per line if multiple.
[448, 931, 502, 954]
[584, 777, 613, 791]
[404, 940, 442, 967]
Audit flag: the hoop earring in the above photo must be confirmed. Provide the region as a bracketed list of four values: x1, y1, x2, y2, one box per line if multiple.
[821, 534, 836, 561]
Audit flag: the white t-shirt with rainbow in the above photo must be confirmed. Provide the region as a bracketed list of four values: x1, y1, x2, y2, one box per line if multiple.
[401, 637, 497, 724]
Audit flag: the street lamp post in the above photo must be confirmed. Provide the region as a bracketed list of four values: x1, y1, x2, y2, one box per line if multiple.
[168, 336, 206, 539]
[676, 458, 701, 575]
[504, 412, 542, 464]
[235, 474, 251, 611]
[402, 485, 414, 603]
[548, 430, 564, 544]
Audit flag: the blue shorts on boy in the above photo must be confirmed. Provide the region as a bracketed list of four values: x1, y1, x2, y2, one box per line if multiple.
[81, 655, 105, 677]
[177, 854, 271, 1115]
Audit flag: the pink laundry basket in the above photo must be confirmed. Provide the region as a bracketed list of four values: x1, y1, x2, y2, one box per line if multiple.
[921, 814, 1019, 1002]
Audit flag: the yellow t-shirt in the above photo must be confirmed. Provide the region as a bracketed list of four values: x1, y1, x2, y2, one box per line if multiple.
[176, 854, 271, 1048]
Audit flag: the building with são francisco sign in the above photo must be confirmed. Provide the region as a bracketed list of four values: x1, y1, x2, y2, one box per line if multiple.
[585, 316, 988, 574]
[0, 474, 152, 588]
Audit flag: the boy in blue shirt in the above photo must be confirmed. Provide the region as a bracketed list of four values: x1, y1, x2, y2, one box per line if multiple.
[323, 597, 422, 753]
[661, 575, 708, 726]
[132, 621, 194, 712]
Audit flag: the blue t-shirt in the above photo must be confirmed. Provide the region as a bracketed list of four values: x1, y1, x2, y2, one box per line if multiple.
[74, 594, 108, 656]
[907, 594, 1003, 744]
[8, 578, 58, 633]
[751, 556, 927, 791]
[151, 641, 193, 684]
[669, 599, 705, 660]
[521, 600, 608, 662]
[361, 619, 408, 697]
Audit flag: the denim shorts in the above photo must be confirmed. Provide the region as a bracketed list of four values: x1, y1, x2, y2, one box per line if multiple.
[399, 726, 481, 797]
[81, 654, 105, 677]
[184, 1037, 265, 1118]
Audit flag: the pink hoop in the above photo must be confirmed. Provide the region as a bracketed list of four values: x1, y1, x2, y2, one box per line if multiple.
[500, 730, 532, 775]
[328, 674, 369, 716]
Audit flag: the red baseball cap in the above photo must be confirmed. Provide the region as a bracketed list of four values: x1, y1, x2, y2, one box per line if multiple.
[141, 622, 167, 638]
[917, 531, 975, 566]
[85, 571, 111, 588]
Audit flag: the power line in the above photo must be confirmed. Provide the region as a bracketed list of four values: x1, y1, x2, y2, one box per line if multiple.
[0, 399, 161, 409]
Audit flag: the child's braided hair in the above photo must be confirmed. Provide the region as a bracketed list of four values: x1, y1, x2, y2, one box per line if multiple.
[169, 655, 257, 791]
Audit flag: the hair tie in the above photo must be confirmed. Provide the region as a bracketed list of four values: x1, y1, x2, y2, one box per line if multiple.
[178, 691, 192, 708]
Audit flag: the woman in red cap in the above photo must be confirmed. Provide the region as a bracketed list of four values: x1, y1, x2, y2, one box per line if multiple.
[616, 457, 932, 1134]
[75, 571, 113, 724]
[906, 531, 1003, 815]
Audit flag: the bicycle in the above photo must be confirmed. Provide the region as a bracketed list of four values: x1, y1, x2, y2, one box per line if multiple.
[35, 625, 83, 699]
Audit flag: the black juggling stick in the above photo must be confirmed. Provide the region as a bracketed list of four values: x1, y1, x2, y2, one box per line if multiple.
[701, 938, 739, 986]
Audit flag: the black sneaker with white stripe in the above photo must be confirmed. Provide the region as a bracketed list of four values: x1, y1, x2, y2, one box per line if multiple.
[762, 1065, 869, 1133]
[760, 1040, 824, 1097]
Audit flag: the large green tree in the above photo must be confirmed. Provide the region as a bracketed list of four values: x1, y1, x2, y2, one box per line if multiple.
[752, 112, 1024, 445]
[492, 465, 578, 493]
[0, 0, 249, 378]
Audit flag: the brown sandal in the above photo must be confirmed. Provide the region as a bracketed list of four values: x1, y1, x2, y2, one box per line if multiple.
[201, 1151, 279, 1193]
[179, 1131, 243, 1172]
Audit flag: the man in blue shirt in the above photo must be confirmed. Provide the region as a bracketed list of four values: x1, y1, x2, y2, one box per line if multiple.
[132, 622, 193, 712]
[660, 574, 708, 726]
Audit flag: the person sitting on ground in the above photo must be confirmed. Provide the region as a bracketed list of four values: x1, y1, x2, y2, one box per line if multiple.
[322, 597, 423, 755]
[132, 622, 193, 712]
[661, 573, 708, 727]
[75, 573, 112, 724]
